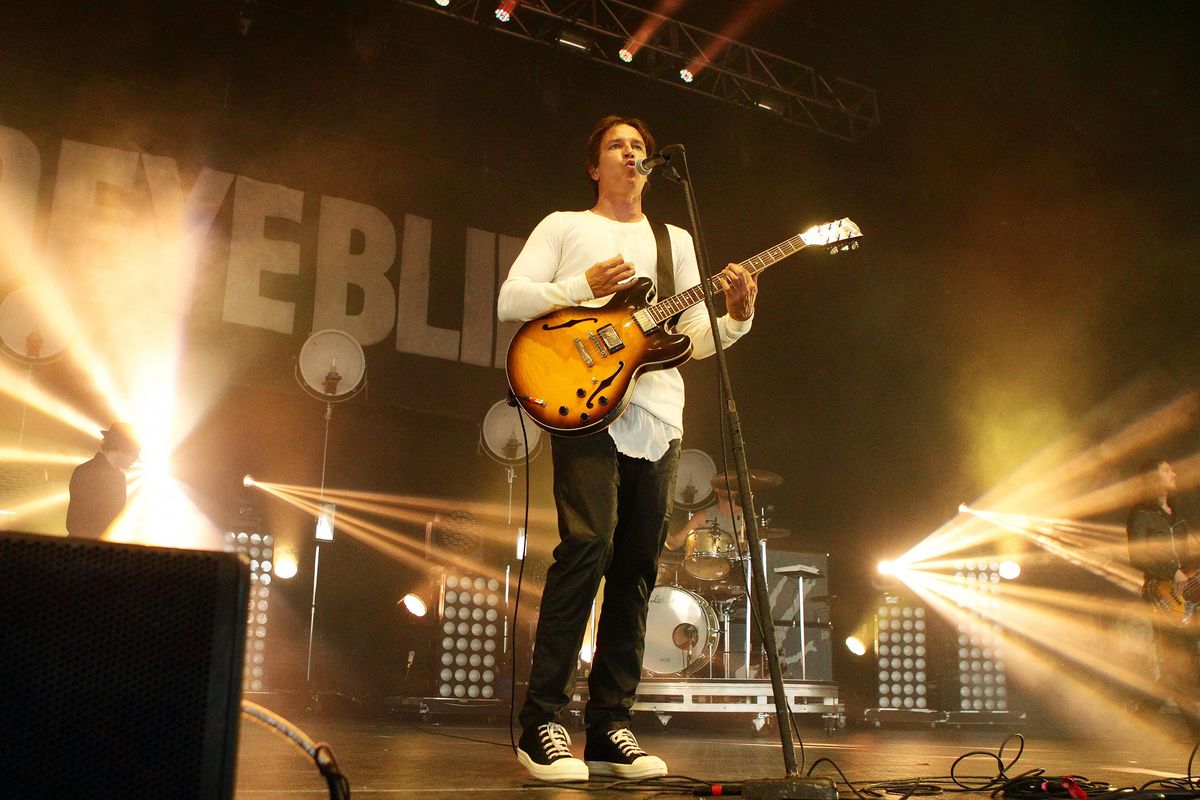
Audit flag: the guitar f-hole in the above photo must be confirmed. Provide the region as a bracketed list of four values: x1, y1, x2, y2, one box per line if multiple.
[587, 362, 624, 410]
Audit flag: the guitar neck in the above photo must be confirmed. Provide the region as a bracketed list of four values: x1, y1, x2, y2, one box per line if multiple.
[645, 233, 809, 326]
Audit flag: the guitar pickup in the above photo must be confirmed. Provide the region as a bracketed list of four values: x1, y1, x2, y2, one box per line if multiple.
[572, 337, 595, 367]
[597, 324, 624, 353]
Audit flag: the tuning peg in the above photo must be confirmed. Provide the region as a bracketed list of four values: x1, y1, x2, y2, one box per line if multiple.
[850, 241, 859, 250]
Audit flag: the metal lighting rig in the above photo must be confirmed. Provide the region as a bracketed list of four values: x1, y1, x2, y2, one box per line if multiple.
[404, 0, 880, 142]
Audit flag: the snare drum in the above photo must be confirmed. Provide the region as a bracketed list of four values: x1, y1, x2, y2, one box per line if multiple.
[684, 520, 737, 580]
[643, 585, 720, 676]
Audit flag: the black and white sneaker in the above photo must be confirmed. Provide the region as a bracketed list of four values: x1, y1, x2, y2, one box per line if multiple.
[584, 727, 668, 779]
[517, 722, 589, 782]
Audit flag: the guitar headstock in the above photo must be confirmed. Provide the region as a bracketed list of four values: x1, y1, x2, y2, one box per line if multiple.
[800, 218, 862, 253]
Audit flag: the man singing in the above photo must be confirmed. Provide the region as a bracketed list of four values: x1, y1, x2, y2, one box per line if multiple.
[498, 115, 758, 781]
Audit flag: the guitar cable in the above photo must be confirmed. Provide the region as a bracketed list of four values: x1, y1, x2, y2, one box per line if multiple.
[506, 389, 532, 757]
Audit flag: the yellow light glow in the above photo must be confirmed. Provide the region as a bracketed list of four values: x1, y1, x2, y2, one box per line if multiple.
[997, 560, 1021, 580]
[845, 636, 867, 656]
[273, 552, 299, 580]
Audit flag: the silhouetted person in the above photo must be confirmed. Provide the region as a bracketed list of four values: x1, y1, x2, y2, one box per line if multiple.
[66, 423, 139, 539]
[1126, 458, 1200, 736]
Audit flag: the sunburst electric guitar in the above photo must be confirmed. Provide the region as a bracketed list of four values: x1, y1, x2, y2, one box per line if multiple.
[1144, 569, 1200, 627]
[505, 218, 862, 436]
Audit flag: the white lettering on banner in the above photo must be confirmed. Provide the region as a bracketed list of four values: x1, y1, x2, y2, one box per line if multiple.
[222, 175, 304, 334]
[0, 127, 41, 283]
[314, 196, 397, 346]
[461, 227, 496, 367]
[395, 213, 459, 360]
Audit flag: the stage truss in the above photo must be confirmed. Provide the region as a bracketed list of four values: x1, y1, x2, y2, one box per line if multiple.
[401, 0, 880, 141]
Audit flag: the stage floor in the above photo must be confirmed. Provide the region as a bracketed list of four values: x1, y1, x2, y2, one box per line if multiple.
[233, 708, 1200, 799]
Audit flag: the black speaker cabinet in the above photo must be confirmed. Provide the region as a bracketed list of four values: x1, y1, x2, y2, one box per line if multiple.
[0, 531, 249, 799]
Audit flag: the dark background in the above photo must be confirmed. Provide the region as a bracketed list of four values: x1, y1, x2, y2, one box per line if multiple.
[1, 0, 1198, 716]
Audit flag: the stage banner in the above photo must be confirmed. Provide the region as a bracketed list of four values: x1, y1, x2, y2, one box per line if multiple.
[0, 65, 562, 423]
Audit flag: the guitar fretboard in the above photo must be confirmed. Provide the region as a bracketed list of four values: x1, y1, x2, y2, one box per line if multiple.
[646, 233, 809, 326]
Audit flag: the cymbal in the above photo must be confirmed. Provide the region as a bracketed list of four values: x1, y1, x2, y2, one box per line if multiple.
[710, 468, 783, 492]
[758, 527, 791, 539]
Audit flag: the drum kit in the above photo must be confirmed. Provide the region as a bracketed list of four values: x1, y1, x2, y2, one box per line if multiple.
[644, 449, 790, 679]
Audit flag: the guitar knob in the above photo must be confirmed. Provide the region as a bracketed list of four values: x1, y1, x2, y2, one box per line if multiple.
[579, 413, 590, 423]
[598, 396, 608, 406]
[576, 388, 586, 398]
[558, 406, 569, 416]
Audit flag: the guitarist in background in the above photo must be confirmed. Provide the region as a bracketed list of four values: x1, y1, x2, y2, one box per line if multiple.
[498, 115, 757, 782]
[1126, 458, 1200, 736]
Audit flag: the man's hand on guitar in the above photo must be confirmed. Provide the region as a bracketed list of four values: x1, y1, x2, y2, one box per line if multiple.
[719, 262, 758, 321]
[586, 254, 636, 298]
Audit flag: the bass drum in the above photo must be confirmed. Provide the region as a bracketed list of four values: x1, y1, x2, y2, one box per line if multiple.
[642, 586, 719, 677]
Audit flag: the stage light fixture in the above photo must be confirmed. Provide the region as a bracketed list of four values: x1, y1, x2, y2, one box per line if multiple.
[224, 530, 276, 692]
[401, 593, 428, 617]
[950, 560, 1009, 714]
[845, 636, 867, 656]
[679, 68, 694, 83]
[872, 598, 930, 712]
[877, 560, 895, 575]
[434, 0, 450, 6]
[243, 474, 256, 488]
[437, 571, 504, 699]
[998, 560, 1021, 580]
[556, 30, 589, 52]
[494, 0, 517, 23]
[273, 553, 298, 580]
[315, 502, 335, 541]
[618, 47, 633, 63]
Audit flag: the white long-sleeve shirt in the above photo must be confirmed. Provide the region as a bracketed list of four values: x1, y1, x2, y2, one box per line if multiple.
[498, 210, 752, 458]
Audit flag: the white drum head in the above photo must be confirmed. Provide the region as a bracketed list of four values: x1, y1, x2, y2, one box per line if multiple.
[481, 399, 542, 464]
[643, 586, 718, 676]
[298, 330, 366, 398]
[674, 449, 716, 510]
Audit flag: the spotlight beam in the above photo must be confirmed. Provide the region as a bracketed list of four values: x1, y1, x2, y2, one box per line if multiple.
[894, 568, 1175, 744]
[0, 447, 92, 466]
[0, 487, 71, 521]
[249, 480, 539, 595]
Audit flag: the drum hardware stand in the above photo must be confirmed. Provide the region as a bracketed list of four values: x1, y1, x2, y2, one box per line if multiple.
[662, 149, 800, 777]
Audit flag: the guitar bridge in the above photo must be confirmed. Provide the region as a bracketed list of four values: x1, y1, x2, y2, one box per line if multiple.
[597, 324, 624, 353]
[587, 331, 609, 357]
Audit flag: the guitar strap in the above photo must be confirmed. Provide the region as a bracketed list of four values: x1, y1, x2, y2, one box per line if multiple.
[651, 220, 674, 301]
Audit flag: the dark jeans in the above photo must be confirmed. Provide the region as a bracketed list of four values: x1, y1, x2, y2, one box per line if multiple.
[518, 431, 680, 731]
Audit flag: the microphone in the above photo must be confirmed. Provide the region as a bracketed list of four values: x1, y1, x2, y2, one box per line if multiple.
[635, 144, 683, 176]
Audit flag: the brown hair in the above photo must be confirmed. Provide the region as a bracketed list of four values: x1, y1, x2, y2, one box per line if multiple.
[585, 115, 656, 199]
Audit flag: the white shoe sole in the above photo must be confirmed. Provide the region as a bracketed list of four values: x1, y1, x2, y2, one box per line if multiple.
[585, 755, 668, 779]
[517, 749, 589, 782]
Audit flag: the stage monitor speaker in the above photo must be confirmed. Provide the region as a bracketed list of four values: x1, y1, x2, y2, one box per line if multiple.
[0, 531, 249, 799]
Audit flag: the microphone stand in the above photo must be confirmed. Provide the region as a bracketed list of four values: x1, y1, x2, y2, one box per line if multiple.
[661, 149, 802, 780]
